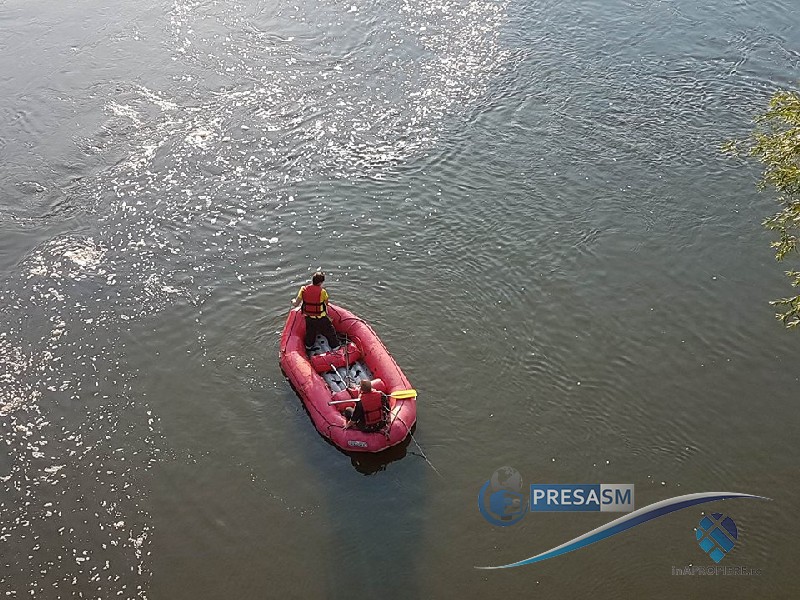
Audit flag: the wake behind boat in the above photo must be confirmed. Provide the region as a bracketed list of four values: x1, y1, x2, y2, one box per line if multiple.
[279, 304, 417, 453]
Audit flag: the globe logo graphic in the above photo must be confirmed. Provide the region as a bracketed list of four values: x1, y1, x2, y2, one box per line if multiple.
[478, 466, 528, 526]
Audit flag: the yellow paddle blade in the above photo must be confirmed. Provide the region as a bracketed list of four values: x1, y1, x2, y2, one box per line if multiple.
[389, 389, 417, 399]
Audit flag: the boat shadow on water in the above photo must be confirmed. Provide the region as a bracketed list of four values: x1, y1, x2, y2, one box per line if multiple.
[278, 359, 429, 598]
[345, 428, 414, 475]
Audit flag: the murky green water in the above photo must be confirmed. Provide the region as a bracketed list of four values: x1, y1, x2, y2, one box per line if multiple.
[2, 0, 798, 597]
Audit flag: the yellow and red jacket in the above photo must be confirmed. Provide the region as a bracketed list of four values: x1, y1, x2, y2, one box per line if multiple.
[300, 285, 328, 318]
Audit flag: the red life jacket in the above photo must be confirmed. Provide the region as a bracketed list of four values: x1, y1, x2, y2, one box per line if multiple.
[360, 390, 386, 427]
[301, 285, 326, 317]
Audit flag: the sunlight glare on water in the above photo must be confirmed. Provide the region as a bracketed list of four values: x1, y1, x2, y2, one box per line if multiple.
[1, 0, 799, 597]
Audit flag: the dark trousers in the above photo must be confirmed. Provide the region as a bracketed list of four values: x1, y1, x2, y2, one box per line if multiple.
[304, 315, 338, 348]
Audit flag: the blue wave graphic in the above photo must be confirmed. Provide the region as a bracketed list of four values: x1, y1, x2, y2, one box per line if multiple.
[477, 492, 769, 569]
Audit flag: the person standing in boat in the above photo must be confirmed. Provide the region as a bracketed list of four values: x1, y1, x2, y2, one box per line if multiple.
[291, 271, 339, 350]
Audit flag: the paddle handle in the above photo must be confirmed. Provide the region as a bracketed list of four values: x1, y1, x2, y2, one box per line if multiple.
[329, 389, 417, 405]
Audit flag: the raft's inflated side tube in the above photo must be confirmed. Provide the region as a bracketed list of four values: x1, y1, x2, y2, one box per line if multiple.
[279, 304, 417, 453]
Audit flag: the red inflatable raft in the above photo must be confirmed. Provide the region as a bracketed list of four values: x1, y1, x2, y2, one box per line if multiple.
[279, 304, 417, 453]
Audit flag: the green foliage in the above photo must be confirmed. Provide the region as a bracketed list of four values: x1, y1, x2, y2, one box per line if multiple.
[726, 90, 800, 328]
[769, 270, 800, 329]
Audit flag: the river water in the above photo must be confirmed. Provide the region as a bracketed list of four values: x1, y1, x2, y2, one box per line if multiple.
[1, 0, 798, 597]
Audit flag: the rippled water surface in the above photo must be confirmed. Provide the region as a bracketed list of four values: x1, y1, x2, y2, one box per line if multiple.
[2, 0, 799, 597]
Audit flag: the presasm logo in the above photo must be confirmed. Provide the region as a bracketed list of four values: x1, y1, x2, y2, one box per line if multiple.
[530, 484, 634, 512]
[475, 468, 768, 570]
[477, 467, 635, 526]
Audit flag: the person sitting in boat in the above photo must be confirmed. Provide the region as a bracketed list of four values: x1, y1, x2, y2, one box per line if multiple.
[344, 379, 389, 431]
[291, 271, 339, 350]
